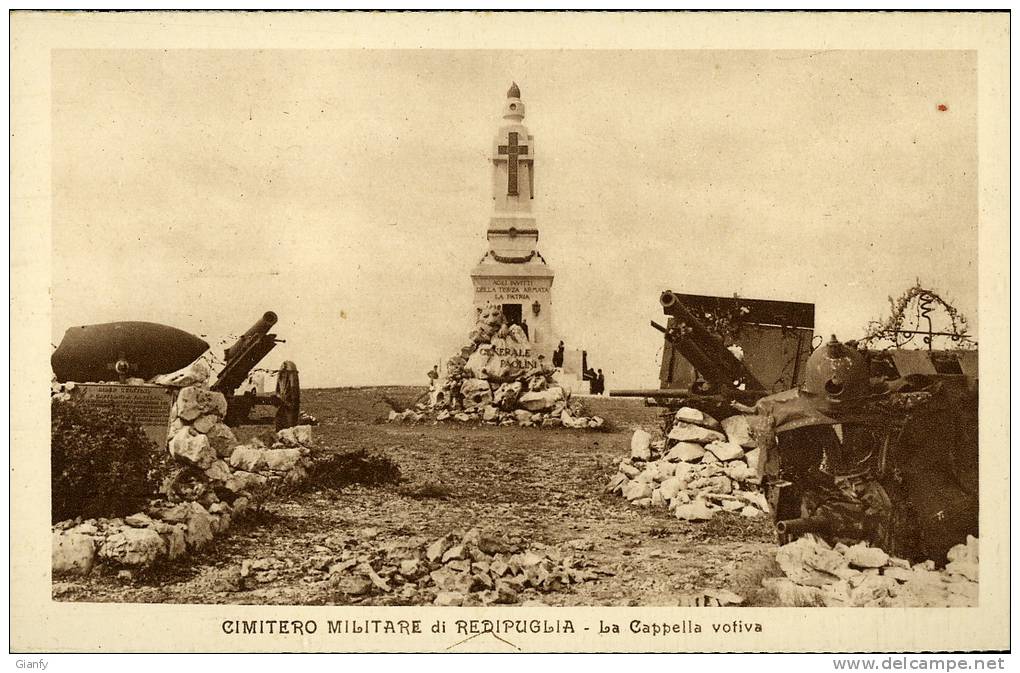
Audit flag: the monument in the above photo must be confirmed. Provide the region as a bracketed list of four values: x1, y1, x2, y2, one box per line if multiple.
[471, 82, 557, 359]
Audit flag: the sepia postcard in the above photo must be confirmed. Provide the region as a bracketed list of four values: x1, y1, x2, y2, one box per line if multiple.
[10, 10, 1010, 653]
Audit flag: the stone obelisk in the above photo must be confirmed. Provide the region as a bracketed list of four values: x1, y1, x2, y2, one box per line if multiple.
[471, 82, 556, 358]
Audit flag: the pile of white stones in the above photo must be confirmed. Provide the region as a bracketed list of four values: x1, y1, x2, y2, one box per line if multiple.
[389, 305, 603, 429]
[51, 376, 319, 577]
[764, 534, 979, 607]
[327, 528, 604, 606]
[606, 407, 768, 521]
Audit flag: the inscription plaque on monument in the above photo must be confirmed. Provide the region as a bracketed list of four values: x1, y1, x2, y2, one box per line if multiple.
[71, 383, 176, 447]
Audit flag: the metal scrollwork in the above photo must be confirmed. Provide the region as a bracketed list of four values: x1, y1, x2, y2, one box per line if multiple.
[860, 283, 976, 351]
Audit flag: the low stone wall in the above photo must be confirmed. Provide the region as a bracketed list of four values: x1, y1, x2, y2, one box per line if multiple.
[52, 382, 319, 577]
[607, 407, 767, 521]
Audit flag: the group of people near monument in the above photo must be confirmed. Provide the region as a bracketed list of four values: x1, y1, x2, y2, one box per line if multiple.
[584, 367, 606, 395]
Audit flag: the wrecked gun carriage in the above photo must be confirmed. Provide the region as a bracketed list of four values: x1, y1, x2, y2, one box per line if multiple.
[615, 289, 978, 564]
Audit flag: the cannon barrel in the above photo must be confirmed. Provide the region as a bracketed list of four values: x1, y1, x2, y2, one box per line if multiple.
[776, 516, 831, 538]
[655, 293, 766, 393]
[224, 311, 278, 361]
[610, 388, 765, 405]
[213, 311, 281, 395]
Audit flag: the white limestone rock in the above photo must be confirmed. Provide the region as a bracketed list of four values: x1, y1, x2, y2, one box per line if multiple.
[482, 405, 499, 422]
[174, 385, 227, 422]
[277, 424, 314, 448]
[740, 505, 763, 518]
[723, 460, 756, 483]
[605, 472, 628, 494]
[744, 447, 762, 472]
[99, 527, 167, 567]
[776, 537, 849, 586]
[205, 423, 239, 458]
[434, 591, 465, 606]
[630, 429, 652, 461]
[465, 345, 493, 379]
[618, 461, 640, 478]
[154, 358, 212, 388]
[622, 481, 653, 502]
[460, 378, 494, 412]
[665, 442, 706, 463]
[675, 500, 715, 521]
[166, 416, 185, 443]
[169, 427, 215, 470]
[512, 409, 533, 424]
[52, 531, 96, 575]
[192, 413, 220, 434]
[492, 381, 523, 410]
[161, 523, 187, 560]
[674, 407, 721, 430]
[183, 502, 215, 550]
[229, 445, 267, 472]
[263, 448, 302, 472]
[721, 414, 756, 448]
[668, 422, 726, 445]
[658, 476, 686, 501]
[706, 441, 745, 462]
[845, 544, 890, 569]
[517, 386, 565, 412]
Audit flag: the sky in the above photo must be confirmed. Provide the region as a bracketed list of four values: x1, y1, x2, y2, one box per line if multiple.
[51, 49, 978, 388]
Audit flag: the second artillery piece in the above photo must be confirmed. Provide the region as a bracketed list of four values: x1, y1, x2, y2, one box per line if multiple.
[211, 311, 301, 430]
[612, 289, 978, 564]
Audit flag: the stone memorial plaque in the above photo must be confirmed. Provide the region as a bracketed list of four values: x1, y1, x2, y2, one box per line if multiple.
[71, 383, 176, 447]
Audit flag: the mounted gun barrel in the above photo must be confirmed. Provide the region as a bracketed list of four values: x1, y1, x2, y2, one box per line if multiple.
[775, 516, 831, 538]
[212, 311, 281, 396]
[657, 292, 766, 393]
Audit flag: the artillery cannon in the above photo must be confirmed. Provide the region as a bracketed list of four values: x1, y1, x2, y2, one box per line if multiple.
[211, 311, 301, 430]
[614, 289, 978, 563]
[51, 311, 302, 431]
[611, 290, 812, 419]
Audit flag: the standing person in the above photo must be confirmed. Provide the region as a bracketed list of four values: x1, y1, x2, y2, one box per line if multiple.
[521, 318, 530, 340]
[596, 369, 606, 395]
[426, 364, 439, 390]
[552, 341, 564, 368]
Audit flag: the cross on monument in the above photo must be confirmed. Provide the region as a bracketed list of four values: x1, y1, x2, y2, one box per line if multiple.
[498, 131, 529, 196]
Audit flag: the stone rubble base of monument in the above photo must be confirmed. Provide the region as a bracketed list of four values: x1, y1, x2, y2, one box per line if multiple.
[51, 381, 319, 577]
[766, 534, 979, 607]
[389, 305, 604, 429]
[324, 527, 607, 606]
[607, 407, 766, 521]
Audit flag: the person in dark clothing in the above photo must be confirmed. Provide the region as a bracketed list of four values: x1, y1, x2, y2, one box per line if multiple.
[596, 369, 606, 395]
[552, 341, 564, 368]
[521, 318, 530, 339]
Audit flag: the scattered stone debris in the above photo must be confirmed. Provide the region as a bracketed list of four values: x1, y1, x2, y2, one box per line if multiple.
[763, 534, 979, 607]
[388, 306, 604, 430]
[607, 407, 767, 521]
[678, 588, 745, 607]
[320, 527, 608, 605]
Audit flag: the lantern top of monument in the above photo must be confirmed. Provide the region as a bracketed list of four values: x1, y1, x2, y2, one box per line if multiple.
[507, 81, 521, 99]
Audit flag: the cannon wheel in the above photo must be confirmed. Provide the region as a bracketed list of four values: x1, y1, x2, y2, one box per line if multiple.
[274, 360, 301, 430]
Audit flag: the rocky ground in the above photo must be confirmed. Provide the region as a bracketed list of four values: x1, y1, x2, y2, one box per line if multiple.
[53, 387, 779, 606]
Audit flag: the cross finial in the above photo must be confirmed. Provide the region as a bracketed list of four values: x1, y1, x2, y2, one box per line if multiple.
[507, 81, 521, 99]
